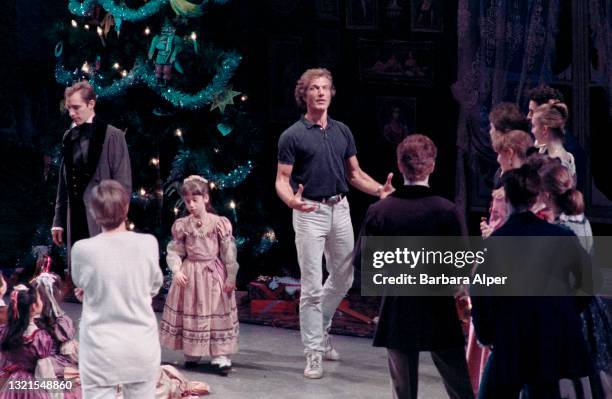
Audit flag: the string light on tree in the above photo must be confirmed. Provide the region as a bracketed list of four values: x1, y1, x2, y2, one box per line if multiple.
[264, 229, 277, 242]
[128, 222, 135, 230]
[96, 26, 103, 36]
[112, 62, 120, 70]
[174, 128, 184, 143]
[209, 182, 216, 190]
[121, 69, 128, 77]
[84, 24, 90, 30]
[139, 188, 147, 196]
[71, 20, 78, 28]
[81, 62, 90, 73]
[255, 228, 278, 254]
[149, 157, 160, 167]
[228, 200, 237, 223]
[190, 31, 199, 53]
[144, 27, 151, 35]
[240, 94, 248, 102]
[173, 207, 179, 216]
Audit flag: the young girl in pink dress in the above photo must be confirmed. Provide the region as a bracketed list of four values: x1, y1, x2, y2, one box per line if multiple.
[159, 175, 239, 375]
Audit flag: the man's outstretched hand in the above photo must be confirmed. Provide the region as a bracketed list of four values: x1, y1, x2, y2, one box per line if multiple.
[379, 173, 395, 199]
[290, 184, 318, 212]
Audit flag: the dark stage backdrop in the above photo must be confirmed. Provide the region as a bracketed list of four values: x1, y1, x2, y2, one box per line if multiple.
[0, 0, 459, 286]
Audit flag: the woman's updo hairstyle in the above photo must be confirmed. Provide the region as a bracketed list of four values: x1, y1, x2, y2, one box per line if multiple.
[539, 161, 584, 215]
[532, 102, 569, 140]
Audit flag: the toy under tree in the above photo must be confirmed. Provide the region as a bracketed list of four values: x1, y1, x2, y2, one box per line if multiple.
[35, 0, 274, 299]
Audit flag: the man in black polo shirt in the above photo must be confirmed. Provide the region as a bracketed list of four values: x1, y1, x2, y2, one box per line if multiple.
[275, 68, 393, 379]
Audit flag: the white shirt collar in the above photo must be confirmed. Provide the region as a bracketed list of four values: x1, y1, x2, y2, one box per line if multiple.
[70, 113, 95, 129]
[403, 176, 430, 187]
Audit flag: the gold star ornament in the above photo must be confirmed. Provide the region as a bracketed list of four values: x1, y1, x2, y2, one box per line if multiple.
[210, 87, 241, 114]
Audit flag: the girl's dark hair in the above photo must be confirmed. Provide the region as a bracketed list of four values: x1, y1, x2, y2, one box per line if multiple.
[502, 163, 541, 210]
[528, 85, 564, 105]
[489, 103, 529, 133]
[539, 161, 584, 215]
[32, 275, 64, 330]
[1, 284, 38, 351]
[180, 178, 215, 213]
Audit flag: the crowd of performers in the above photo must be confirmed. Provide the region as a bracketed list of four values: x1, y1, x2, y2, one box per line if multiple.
[464, 85, 612, 398]
[0, 73, 610, 399]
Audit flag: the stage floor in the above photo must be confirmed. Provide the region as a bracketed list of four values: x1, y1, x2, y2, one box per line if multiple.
[63, 302, 449, 399]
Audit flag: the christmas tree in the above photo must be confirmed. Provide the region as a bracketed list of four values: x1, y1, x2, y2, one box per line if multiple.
[44, 0, 275, 291]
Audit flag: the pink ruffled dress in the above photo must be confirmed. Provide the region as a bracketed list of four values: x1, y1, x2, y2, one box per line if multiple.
[159, 214, 239, 357]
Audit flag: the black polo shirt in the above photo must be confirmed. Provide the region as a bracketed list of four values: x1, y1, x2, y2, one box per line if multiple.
[278, 116, 357, 200]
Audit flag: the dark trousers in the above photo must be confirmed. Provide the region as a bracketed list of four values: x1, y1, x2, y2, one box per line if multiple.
[477, 353, 564, 399]
[70, 197, 90, 245]
[387, 347, 474, 399]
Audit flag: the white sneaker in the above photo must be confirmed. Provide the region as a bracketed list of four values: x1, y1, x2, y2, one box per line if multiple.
[304, 351, 323, 379]
[324, 334, 340, 361]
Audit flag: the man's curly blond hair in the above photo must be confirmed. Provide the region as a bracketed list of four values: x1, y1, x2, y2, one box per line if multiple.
[294, 68, 336, 109]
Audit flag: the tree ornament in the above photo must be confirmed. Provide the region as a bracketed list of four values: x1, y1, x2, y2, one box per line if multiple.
[100, 12, 116, 36]
[170, 0, 203, 17]
[56, 49, 242, 110]
[216, 123, 233, 136]
[88, 4, 102, 24]
[68, 0, 232, 24]
[148, 19, 182, 85]
[54, 41, 64, 58]
[210, 87, 241, 114]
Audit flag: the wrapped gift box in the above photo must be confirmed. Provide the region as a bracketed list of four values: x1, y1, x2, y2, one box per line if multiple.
[250, 299, 297, 317]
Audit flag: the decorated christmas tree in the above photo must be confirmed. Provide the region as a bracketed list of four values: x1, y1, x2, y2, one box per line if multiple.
[45, 0, 275, 291]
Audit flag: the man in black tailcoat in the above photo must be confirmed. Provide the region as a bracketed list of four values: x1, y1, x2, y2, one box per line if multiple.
[354, 134, 473, 399]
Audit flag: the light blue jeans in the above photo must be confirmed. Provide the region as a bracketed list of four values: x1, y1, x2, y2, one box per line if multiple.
[292, 196, 355, 353]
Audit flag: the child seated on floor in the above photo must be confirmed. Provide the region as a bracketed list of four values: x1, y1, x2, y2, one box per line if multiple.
[0, 283, 73, 398]
[31, 272, 80, 370]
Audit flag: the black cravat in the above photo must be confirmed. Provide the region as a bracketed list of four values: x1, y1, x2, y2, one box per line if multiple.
[70, 123, 94, 141]
[70, 123, 93, 165]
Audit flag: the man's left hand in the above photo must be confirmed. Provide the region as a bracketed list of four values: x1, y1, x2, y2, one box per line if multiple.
[379, 173, 395, 199]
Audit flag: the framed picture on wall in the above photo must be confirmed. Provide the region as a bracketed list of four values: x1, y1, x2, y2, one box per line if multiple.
[410, 0, 443, 32]
[346, 0, 377, 29]
[358, 39, 435, 85]
[268, 37, 303, 122]
[316, 0, 340, 21]
[376, 97, 416, 145]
